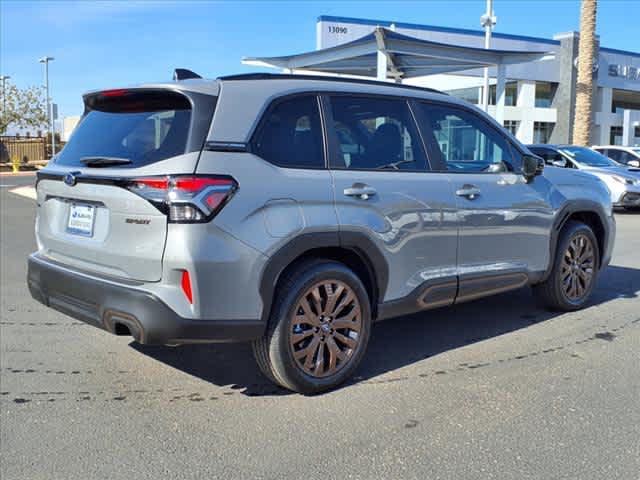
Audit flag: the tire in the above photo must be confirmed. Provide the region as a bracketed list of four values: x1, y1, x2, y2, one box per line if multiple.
[252, 259, 372, 394]
[533, 221, 600, 311]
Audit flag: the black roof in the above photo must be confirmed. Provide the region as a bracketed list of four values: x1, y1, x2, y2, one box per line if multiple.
[217, 73, 446, 95]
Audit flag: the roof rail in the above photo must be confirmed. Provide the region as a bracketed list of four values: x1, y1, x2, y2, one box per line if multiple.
[217, 73, 446, 95]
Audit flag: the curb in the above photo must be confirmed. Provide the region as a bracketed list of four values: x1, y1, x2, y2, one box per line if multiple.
[0, 171, 37, 177]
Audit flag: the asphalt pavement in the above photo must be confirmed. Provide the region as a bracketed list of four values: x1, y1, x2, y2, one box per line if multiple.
[1, 176, 639, 479]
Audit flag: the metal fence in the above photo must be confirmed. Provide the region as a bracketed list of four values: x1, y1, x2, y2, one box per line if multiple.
[0, 136, 47, 164]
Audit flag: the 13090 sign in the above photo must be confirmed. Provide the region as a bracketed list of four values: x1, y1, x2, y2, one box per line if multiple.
[328, 25, 348, 34]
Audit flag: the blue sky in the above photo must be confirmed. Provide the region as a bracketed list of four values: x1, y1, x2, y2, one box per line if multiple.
[1, 0, 638, 119]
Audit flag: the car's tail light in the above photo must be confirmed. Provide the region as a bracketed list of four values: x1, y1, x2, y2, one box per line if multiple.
[126, 175, 237, 223]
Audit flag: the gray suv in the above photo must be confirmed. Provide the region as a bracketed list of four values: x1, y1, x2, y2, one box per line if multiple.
[28, 73, 615, 393]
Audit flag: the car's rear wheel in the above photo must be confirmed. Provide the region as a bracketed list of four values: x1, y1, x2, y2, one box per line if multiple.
[533, 221, 600, 311]
[253, 259, 371, 394]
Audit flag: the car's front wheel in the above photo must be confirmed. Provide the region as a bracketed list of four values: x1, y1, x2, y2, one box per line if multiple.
[533, 221, 600, 311]
[253, 259, 371, 394]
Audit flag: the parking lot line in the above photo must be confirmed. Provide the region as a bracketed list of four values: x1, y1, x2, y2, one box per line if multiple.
[9, 186, 37, 200]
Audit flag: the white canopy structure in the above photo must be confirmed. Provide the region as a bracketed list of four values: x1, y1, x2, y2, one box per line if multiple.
[243, 27, 553, 124]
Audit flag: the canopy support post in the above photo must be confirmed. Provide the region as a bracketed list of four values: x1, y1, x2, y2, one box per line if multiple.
[495, 63, 506, 126]
[377, 49, 387, 81]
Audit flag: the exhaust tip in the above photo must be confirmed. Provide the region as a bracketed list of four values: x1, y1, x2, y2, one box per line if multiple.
[103, 309, 144, 343]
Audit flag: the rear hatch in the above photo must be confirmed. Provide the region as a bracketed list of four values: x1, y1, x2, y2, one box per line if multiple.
[35, 87, 216, 282]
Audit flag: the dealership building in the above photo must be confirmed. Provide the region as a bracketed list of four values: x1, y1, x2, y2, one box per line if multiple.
[247, 16, 640, 146]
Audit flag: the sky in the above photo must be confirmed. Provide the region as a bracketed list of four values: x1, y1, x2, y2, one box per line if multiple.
[1, 0, 638, 120]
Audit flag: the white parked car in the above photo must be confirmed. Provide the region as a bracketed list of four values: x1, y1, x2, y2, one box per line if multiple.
[528, 144, 640, 210]
[592, 145, 640, 168]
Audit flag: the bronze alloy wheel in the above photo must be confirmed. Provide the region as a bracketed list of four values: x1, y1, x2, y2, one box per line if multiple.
[561, 233, 595, 302]
[289, 280, 363, 378]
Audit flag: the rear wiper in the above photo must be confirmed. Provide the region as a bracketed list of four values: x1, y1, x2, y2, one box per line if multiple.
[80, 156, 132, 167]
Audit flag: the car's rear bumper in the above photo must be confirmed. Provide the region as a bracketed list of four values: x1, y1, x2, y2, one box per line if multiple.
[27, 253, 265, 345]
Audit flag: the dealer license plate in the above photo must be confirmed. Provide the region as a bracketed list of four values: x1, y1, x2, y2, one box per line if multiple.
[67, 203, 96, 237]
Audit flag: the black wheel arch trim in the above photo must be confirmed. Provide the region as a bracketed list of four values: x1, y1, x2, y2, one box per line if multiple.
[258, 231, 389, 323]
[542, 200, 610, 282]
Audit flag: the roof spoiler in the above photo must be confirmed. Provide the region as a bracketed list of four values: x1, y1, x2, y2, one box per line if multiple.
[173, 68, 202, 81]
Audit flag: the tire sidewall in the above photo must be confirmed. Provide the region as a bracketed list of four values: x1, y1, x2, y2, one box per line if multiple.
[552, 222, 600, 310]
[269, 262, 372, 394]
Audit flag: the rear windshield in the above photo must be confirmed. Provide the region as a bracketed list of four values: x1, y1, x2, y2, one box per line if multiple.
[55, 90, 192, 168]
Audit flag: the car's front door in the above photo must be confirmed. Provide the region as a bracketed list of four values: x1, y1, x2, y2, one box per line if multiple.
[324, 94, 459, 313]
[414, 101, 555, 302]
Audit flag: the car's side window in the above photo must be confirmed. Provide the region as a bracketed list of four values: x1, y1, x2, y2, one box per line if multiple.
[619, 151, 633, 163]
[415, 102, 514, 173]
[607, 149, 622, 162]
[327, 95, 427, 171]
[252, 95, 324, 169]
[533, 148, 566, 166]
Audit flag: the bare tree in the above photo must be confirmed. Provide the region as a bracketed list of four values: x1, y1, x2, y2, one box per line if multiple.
[0, 81, 48, 134]
[572, 0, 598, 146]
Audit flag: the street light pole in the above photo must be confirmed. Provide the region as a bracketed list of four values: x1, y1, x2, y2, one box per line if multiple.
[480, 0, 497, 112]
[39, 56, 55, 156]
[0, 75, 10, 114]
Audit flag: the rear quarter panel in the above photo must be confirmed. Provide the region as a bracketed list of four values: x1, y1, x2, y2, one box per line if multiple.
[195, 151, 339, 256]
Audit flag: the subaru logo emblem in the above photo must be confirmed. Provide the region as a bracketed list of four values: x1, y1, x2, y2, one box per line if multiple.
[64, 172, 79, 186]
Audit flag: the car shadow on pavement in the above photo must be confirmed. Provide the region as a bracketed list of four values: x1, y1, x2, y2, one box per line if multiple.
[132, 264, 640, 397]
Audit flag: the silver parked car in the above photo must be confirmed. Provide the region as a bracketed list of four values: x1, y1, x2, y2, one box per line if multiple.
[592, 145, 640, 168]
[528, 144, 640, 210]
[28, 72, 615, 393]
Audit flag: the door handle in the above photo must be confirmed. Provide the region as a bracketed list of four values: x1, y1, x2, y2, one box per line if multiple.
[456, 184, 481, 200]
[344, 183, 377, 200]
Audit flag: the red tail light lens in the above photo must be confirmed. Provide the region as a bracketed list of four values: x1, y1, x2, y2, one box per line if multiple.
[133, 177, 169, 190]
[100, 88, 129, 97]
[126, 175, 237, 223]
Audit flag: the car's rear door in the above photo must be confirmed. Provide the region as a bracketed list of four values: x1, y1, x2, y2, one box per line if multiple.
[325, 94, 459, 311]
[35, 88, 215, 282]
[413, 101, 555, 301]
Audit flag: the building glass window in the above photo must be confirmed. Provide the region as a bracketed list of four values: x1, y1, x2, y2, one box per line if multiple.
[609, 126, 623, 145]
[445, 86, 480, 105]
[503, 120, 519, 136]
[533, 122, 555, 143]
[488, 82, 518, 106]
[446, 82, 517, 107]
[535, 82, 557, 108]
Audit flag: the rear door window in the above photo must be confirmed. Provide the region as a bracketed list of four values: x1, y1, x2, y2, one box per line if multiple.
[55, 90, 193, 168]
[327, 95, 427, 171]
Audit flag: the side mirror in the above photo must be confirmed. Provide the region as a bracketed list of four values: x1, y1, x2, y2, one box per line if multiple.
[627, 159, 640, 168]
[522, 154, 544, 182]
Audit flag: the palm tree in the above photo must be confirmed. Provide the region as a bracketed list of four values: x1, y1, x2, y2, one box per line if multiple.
[572, 0, 598, 146]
